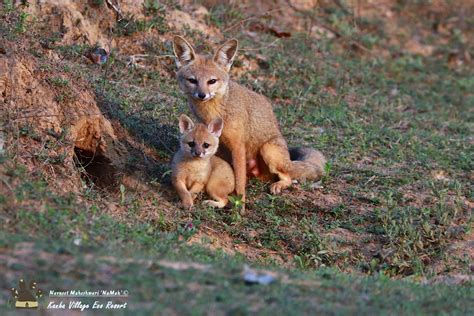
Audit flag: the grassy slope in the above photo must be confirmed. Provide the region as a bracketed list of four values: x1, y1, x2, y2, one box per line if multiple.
[1, 219, 473, 315]
[1, 1, 473, 314]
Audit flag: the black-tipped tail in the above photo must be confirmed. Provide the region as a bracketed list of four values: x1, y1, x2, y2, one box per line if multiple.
[288, 147, 326, 181]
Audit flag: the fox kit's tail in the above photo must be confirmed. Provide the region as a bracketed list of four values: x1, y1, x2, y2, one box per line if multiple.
[288, 147, 326, 181]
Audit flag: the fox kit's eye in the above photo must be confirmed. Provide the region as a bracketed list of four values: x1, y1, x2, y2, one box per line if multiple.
[188, 78, 198, 84]
[188, 141, 196, 147]
[203, 143, 210, 149]
[207, 79, 217, 85]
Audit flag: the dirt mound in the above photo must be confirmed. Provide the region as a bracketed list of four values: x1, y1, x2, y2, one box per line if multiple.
[22, 0, 218, 50]
[0, 0, 219, 214]
[23, 0, 116, 47]
[0, 44, 126, 193]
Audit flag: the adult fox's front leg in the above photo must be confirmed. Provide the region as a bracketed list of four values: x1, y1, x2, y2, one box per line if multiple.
[229, 141, 247, 201]
[260, 137, 293, 194]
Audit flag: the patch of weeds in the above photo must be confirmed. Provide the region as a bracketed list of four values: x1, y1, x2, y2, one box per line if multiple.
[55, 44, 91, 60]
[89, 0, 104, 7]
[15, 11, 30, 33]
[47, 76, 69, 87]
[0, 2, 30, 39]
[373, 187, 466, 276]
[18, 123, 41, 141]
[114, 2, 169, 37]
[2, 0, 14, 12]
[114, 16, 141, 36]
[143, 0, 164, 15]
[321, 161, 332, 185]
[177, 221, 198, 241]
[294, 217, 334, 269]
[46, 75, 76, 104]
[206, 3, 244, 29]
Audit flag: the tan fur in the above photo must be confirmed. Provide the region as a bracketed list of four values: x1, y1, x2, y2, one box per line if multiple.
[171, 115, 235, 209]
[173, 36, 326, 199]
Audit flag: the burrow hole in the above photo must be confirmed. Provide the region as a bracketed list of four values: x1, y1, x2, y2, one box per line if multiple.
[73, 147, 117, 189]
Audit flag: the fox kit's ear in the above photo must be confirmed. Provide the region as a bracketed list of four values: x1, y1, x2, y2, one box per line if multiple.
[178, 114, 195, 134]
[173, 36, 196, 68]
[213, 39, 238, 71]
[208, 117, 224, 138]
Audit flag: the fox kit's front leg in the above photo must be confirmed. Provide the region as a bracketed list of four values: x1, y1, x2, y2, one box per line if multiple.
[230, 142, 247, 201]
[172, 178, 194, 209]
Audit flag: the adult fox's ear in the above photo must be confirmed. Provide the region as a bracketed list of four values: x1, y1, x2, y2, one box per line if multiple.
[178, 114, 195, 134]
[173, 36, 196, 68]
[213, 39, 238, 71]
[208, 117, 224, 137]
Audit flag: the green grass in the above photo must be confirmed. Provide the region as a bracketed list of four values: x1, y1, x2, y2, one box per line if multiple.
[0, 177, 472, 314]
[1, 235, 473, 315]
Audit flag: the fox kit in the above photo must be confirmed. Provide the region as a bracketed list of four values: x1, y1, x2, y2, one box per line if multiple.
[173, 36, 326, 200]
[172, 114, 235, 209]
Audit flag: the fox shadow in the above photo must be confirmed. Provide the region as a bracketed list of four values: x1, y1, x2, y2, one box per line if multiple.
[93, 89, 181, 198]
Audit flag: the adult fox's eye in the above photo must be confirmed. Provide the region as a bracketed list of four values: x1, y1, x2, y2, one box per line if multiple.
[203, 143, 210, 149]
[207, 79, 217, 85]
[188, 78, 198, 84]
[188, 141, 196, 147]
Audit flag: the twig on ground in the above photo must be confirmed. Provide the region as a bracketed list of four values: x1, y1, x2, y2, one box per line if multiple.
[239, 38, 281, 52]
[105, 0, 123, 20]
[126, 54, 175, 68]
[11, 113, 104, 120]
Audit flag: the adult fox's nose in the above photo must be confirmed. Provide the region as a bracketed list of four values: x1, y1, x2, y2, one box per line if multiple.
[197, 92, 206, 100]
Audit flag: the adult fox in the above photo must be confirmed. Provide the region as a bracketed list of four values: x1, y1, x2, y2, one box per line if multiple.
[172, 36, 326, 201]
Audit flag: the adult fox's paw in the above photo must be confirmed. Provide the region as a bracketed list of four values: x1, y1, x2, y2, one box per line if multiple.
[270, 182, 284, 195]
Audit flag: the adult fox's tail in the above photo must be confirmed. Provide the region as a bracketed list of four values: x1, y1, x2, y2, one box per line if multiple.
[287, 147, 326, 181]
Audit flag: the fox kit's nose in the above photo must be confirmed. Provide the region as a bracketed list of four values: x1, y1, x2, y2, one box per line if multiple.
[193, 150, 202, 157]
[197, 92, 206, 100]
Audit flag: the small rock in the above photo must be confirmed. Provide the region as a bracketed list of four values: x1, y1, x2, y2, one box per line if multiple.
[390, 87, 399, 97]
[243, 265, 275, 285]
[311, 25, 335, 39]
[73, 238, 82, 246]
[87, 48, 108, 65]
[310, 181, 324, 190]
[193, 5, 209, 19]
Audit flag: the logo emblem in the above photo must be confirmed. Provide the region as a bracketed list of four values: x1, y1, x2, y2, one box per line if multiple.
[11, 279, 43, 309]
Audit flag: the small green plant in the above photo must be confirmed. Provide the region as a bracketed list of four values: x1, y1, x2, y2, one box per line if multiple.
[3, 0, 14, 12]
[90, 0, 104, 7]
[143, 0, 163, 15]
[321, 161, 332, 184]
[228, 195, 244, 210]
[177, 221, 197, 240]
[47, 76, 69, 87]
[15, 11, 30, 33]
[228, 195, 244, 224]
[18, 124, 40, 140]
